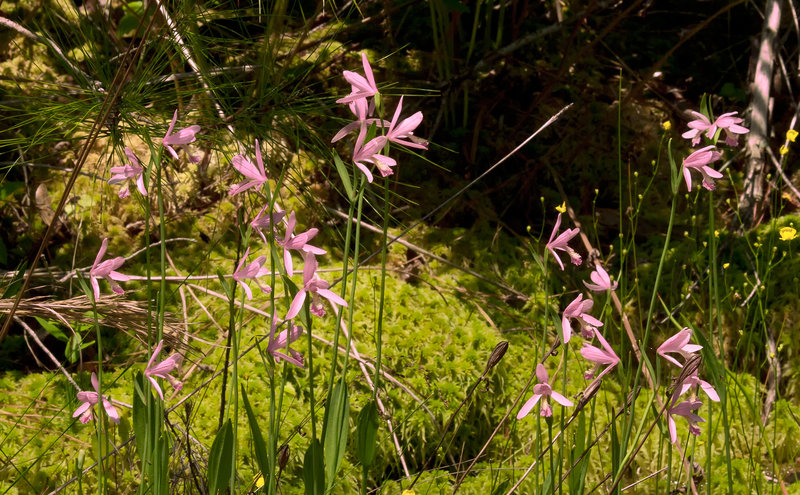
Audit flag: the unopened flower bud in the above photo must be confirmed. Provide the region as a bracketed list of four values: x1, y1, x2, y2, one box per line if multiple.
[485, 341, 509, 373]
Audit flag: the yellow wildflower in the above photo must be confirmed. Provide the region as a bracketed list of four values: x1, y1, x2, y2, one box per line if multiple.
[254, 472, 264, 488]
[556, 202, 567, 213]
[723, 263, 730, 269]
[779, 226, 798, 241]
[662, 121, 672, 131]
[780, 145, 789, 156]
[401, 491, 416, 495]
[787, 129, 798, 142]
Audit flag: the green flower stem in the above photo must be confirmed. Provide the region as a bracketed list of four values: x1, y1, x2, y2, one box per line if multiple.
[340, 177, 367, 377]
[708, 192, 733, 492]
[372, 176, 390, 400]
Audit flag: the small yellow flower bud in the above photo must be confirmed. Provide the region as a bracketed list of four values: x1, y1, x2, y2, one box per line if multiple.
[780, 145, 789, 155]
[662, 121, 672, 131]
[714, 230, 720, 238]
[723, 263, 730, 269]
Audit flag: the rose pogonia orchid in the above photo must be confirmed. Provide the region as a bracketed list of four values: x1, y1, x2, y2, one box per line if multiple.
[353, 125, 395, 183]
[144, 340, 183, 400]
[682, 111, 749, 147]
[89, 238, 130, 300]
[583, 264, 618, 292]
[286, 252, 348, 319]
[561, 293, 603, 343]
[657, 327, 703, 368]
[682, 111, 714, 146]
[715, 111, 749, 146]
[667, 399, 704, 444]
[266, 312, 304, 369]
[383, 96, 428, 150]
[163, 109, 201, 162]
[546, 213, 582, 271]
[232, 248, 272, 300]
[331, 97, 386, 143]
[230, 140, 268, 195]
[278, 211, 326, 275]
[336, 52, 379, 105]
[109, 147, 146, 198]
[682, 145, 723, 191]
[250, 204, 286, 245]
[580, 328, 620, 381]
[72, 372, 120, 424]
[517, 364, 573, 419]
[674, 370, 720, 403]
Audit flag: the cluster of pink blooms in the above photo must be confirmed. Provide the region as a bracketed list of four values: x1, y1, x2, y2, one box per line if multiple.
[518, 213, 620, 420]
[680, 110, 749, 191]
[331, 53, 428, 183]
[75, 110, 201, 423]
[519, 211, 719, 445]
[657, 327, 719, 444]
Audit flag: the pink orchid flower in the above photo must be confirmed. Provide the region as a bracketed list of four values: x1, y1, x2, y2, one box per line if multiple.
[517, 364, 573, 419]
[681, 111, 714, 146]
[89, 238, 130, 300]
[144, 340, 183, 400]
[580, 328, 620, 381]
[232, 248, 272, 300]
[72, 372, 120, 424]
[561, 293, 603, 344]
[683, 145, 723, 191]
[286, 252, 348, 319]
[162, 109, 201, 162]
[230, 140, 269, 195]
[674, 370, 719, 403]
[667, 399, 705, 444]
[278, 211, 326, 275]
[546, 213, 582, 270]
[583, 264, 618, 292]
[266, 312, 304, 369]
[250, 204, 286, 245]
[331, 97, 386, 143]
[109, 147, 146, 198]
[657, 327, 703, 368]
[383, 96, 428, 150]
[353, 125, 395, 183]
[336, 52, 379, 105]
[715, 111, 749, 146]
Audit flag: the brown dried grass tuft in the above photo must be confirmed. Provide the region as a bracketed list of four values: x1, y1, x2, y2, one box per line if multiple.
[0, 294, 185, 350]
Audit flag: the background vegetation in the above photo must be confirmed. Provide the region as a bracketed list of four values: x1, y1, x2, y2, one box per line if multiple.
[1, 0, 800, 493]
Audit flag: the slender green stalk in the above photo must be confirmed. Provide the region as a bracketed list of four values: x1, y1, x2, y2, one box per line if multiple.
[372, 177, 391, 400]
[341, 179, 366, 376]
[709, 192, 733, 492]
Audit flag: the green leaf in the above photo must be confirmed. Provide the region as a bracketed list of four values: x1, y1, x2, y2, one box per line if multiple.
[207, 420, 234, 495]
[217, 270, 232, 300]
[132, 373, 150, 461]
[355, 400, 379, 468]
[1, 261, 27, 299]
[34, 316, 68, 342]
[302, 439, 324, 495]
[241, 387, 270, 484]
[0, 181, 23, 200]
[610, 410, 621, 495]
[323, 378, 350, 489]
[333, 152, 355, 201]
[667, 138, 679, 195]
